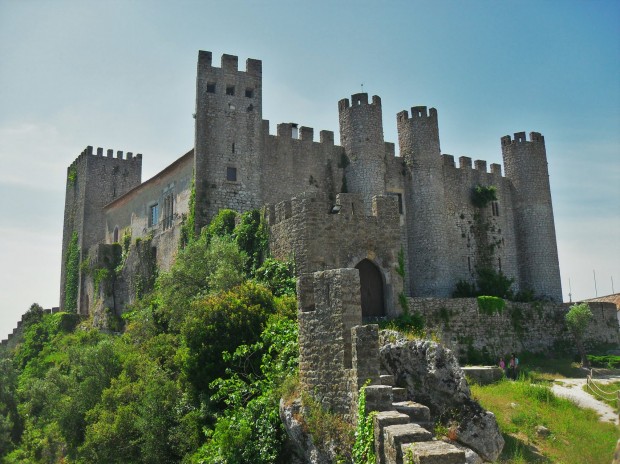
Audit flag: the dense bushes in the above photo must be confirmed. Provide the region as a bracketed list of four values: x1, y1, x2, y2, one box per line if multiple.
[0, 208, 298, 463]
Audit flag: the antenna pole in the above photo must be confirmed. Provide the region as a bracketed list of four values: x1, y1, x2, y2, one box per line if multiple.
[593, 270, 598, 297]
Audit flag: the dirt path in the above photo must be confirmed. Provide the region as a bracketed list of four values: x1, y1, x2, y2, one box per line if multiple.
[551, 377, 619, 425]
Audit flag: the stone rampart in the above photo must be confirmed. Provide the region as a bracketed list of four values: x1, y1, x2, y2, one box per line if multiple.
[269, 191, 402, 317]
[1, 307, 59, 350]
[409, 298, 619, 362]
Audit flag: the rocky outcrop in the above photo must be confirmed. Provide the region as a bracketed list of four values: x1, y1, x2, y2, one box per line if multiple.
[279, 398, 346, 464]
[379, 331, 504, 462]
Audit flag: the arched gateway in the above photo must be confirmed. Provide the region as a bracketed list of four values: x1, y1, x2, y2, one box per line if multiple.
[355, 259, 385, 318]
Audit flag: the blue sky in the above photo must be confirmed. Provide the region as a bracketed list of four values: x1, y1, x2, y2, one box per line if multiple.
[1, 0, 618, 339]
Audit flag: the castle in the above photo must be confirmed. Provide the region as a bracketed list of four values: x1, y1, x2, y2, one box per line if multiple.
[59, 50, 564, 319]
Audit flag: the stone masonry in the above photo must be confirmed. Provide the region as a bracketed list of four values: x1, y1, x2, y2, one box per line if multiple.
[58, 49, 566, 318]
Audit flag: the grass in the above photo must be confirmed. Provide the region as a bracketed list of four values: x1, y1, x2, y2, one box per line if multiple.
[582, 380, 620, 409]
[471, 372, 619, 463]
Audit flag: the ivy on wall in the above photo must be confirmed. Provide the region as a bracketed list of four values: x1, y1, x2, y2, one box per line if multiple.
[67, 165, 77, 187]
[180, 176, 196, 248]
[64, 231, 80, 312]
[471, 184, 497, 208]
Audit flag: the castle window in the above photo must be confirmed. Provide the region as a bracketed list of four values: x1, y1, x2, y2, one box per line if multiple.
[232, 143, 235, 154]
[492, 201, 500, 216]
[226, 85, 235, 96]
[388, 192, 404, 214]
[498, 257, 502, 271]
[162, 193, 174, 230]
[245, 88, 253, 98]
[113, 226, 119, 243]
[207, 82, 216, 93]
[149, 203, 159, 227]
[227, 167, 237, 182]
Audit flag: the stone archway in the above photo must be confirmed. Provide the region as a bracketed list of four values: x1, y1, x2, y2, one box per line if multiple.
[355, 259, 385, 319]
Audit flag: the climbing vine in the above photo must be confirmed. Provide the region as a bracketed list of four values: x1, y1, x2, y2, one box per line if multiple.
[67, 164, 77, 187]
[471, 184, 497, 208]
[476, 295, 505, 316]
[180, 176, 196, 248]
[352, 382, 376, 464]
[64, 231, 80, 312]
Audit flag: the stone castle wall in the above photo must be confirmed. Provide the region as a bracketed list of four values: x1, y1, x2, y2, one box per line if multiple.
[103, 149, 194, 273]
[410, 298, 619, 362]
[260, 123, 344, 206]
[60, 146, 142, 311]
[268, 192, 403, 316]
[56, 50, 566, 324]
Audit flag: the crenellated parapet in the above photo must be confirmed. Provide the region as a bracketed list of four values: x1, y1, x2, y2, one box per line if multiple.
[1, 307, 59, 348]
[501, 131, 545, 147]
[68, 145, 142, 169]
[263, 121, 335, 146]
[197, 50, 262, 78]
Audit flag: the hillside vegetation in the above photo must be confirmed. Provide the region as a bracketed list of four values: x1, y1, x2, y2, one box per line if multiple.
[0, 210, 299, 463]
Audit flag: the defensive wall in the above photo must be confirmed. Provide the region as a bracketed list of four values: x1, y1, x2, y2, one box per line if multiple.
[1, 307, 58, 350]
[54, 50, 566, 331]
[268, 192, 402, 318]
[412, 298, 619, 362]
[60, 146, 142, 312]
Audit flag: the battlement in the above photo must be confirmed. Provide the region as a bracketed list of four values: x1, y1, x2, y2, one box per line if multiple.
[501, 131, 545, 147]
[1, 307, 59, 347]
[71, 145, 142, 166]
[264, 120, 335, 145]
[396, 106, 438, 122]
[443, 154, 503, 177]
[338, 93, 382, 112]
[198, 50, 262, 76]
[267, 191, 399, 227]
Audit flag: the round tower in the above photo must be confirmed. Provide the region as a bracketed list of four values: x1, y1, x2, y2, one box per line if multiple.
[338, 93, 386, 213]
[502, 132, 562, 302]
[397, 106, 451, 297]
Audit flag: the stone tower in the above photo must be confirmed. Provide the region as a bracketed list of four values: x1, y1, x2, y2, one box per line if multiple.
[338, 93, 387, 213]
[193, 51, 263, 231]
[501, 132, 562, 302]
[60, 146, 142, 312]
[397, 106, 451, 297]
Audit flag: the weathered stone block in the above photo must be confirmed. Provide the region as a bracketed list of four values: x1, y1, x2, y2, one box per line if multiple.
[401, 440, 466, 464]
[384, 423, 432, 464]
[373, 411, 410, 464]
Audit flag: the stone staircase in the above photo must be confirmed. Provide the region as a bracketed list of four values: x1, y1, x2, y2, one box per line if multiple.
[366, 375, 466, 464]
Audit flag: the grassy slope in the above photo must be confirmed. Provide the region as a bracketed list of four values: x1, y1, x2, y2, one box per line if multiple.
[469, 357, 618, 463]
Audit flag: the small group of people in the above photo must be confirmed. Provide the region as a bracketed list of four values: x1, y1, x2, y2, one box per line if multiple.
[498, 353, 520, 380]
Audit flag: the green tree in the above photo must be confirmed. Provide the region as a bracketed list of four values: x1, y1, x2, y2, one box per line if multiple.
[157, 234, 247, 332]
[565, 303, 593, 367]
[195, 315, 299, 463]
[179, 282, 278, 403]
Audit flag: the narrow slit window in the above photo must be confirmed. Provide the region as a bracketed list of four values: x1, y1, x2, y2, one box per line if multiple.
[227, 167, 237, 182]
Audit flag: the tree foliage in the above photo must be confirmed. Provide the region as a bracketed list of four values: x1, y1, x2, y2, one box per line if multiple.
[565, 303, 593, 367]
[1, 207, 299, 463]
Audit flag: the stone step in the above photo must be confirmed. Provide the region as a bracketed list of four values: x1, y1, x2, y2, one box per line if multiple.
[373, 411, 411, 464]
[392, 387, 407, 402]
[392, 401, 431, 423]
[383, 423, 432, 464]
[380, 374, 395, 386]
[401, 440, 466, 464]
[365, 385, 394, 413]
